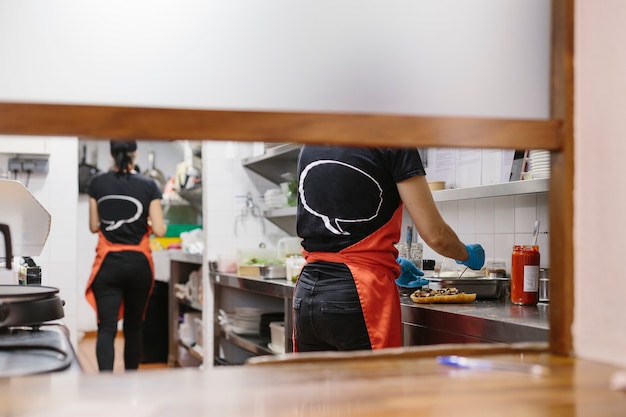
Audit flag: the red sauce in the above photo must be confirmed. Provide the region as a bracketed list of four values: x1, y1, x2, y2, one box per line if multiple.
[510, 245, 540, 306]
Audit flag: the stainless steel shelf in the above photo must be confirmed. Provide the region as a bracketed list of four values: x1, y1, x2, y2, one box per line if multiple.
[221, 331, 273, 356]
[241, 143, 301, 185]
[210, 272, 294, 362]
[212, 272, 295, 298]
[262, 180, 550, 235]
[169, 251, 203, 265]
[263, 207, 297, 236]
[432, 179, 549, 202]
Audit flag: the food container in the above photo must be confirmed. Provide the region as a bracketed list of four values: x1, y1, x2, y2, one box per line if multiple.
[237, 264, 286, 279]
[425, 276, 509, 299]
[539, 268, 550, 302]
[485, 260, 506, 278]
[269, 321, 285, 354]
[428, 181, 446, 191]
[511, 244, 540, 305]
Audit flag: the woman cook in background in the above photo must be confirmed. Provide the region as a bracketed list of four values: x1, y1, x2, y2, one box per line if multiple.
[293, 146, 484, 352]
[86, 140, 167, 371]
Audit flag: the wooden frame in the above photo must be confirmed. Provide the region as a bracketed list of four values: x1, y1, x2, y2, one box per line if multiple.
[0, 0, 574, 355]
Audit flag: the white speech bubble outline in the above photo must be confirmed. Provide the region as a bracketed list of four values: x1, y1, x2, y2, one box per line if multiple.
[97, 194, 143, 231]
[299, 160, 382, 235]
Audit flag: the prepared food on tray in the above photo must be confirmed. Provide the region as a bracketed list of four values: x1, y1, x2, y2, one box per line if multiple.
[410, 287, 477, 304]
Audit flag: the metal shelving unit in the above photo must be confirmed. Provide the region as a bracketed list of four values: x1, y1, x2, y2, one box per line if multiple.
[431, 178, 549, 202]
[210, 271, 295, 365]
[242, 142, 550, 235]
[241, 143, 301, 185]
[167, 252, 204, 368]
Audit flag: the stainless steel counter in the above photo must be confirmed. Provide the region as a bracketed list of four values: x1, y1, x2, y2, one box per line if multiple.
[209, 273, 548, 348]
[400, 295, 549, 345]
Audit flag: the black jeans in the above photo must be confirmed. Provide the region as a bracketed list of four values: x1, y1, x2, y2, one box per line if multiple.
[293, 261, 372, 352]
[91, 251, 153, 371]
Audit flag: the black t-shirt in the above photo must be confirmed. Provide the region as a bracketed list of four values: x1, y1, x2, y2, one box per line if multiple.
[88, 171, 162, 245]
[296, 146, 426, 253]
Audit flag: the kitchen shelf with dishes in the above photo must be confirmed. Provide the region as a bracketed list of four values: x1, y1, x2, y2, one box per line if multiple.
[241, 143, 550, 235]
[167, 251, 204, 368]
[210, 270, 294, 365]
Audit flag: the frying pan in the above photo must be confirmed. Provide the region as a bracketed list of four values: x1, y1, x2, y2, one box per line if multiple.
[0, 285, 65, 327]
[142, 150, 167, 192]
[78, 144, 100, 194]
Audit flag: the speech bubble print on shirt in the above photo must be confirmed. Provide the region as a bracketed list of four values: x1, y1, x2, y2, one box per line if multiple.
[97, 195, 143, 231]
[299, 160, 382, 235]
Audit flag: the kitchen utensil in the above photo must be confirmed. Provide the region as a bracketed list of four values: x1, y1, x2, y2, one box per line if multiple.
[406, 225, 413, 253]
[0, 223, 14, 285]
[436, 355, 550, 376]
[143, 150, 167, 192]
[458, 265, 469, 278]
[78, 144, 100, 194]
[532, 220, 540, 246]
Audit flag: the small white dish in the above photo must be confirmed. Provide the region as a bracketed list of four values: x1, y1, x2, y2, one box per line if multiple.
[268, 343, 285, 354]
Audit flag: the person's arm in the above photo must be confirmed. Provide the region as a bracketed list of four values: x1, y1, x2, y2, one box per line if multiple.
[396, 175, 469, 262]
[88, 198, 100, 233]
[148, 199, 167, 237]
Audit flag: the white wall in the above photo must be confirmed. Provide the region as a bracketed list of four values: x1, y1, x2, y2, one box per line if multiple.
[574, 2, 626, 366]
[0, 136, 80, 346]
[0, 1, 550, 119]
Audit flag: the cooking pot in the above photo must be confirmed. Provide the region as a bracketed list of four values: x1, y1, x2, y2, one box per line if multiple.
[277, 237, 302, 259]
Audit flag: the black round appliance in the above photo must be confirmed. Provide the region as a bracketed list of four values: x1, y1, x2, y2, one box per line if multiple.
[0, 285, 65, 328]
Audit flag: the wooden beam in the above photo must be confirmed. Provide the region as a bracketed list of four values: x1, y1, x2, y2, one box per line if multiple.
[0, 102, 561, 150]
[548, 0, 575, 357]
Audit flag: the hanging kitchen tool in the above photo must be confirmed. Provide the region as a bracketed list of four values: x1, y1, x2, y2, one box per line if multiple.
[143, 149, 167, 192]
[234, 192, 265, 236]
[78, 144, 100, 194]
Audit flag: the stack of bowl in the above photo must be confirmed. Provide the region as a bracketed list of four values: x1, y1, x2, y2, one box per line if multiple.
[526, 150, 551, 179]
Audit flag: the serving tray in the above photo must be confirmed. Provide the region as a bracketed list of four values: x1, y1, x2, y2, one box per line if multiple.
[425, 276, 509, 299]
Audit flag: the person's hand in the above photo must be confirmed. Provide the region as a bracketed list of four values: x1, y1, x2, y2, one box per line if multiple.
[456, 244, 485, 270]
[395, 257, 426, 288]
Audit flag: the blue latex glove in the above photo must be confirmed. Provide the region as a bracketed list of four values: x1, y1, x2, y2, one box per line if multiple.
[395, 257, 428, 288]
[456, 244, 485, 270]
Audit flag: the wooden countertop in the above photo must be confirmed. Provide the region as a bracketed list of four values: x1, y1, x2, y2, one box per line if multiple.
[3, 343, 626, 416]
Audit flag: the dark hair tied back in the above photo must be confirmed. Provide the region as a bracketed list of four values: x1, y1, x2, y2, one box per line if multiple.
[110, 140, 137, 176]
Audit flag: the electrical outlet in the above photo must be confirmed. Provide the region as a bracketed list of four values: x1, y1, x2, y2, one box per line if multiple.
[8, 158, 22, 172]
[34, 159, 49, 174]
[7, 157, 49, 173]
[22, 159, 36, 172]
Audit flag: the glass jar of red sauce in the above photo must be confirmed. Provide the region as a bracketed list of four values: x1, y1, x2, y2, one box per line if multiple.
[510, 245, 540, 305]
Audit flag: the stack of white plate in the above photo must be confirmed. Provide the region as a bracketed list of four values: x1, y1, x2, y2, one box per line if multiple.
[231, 307, 264, 335]
[527, 150, 550, 179]
[218, 307, 264, 335]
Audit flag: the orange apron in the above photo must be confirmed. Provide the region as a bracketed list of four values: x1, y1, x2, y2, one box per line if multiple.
[85, 230, 155, 322]
[298, 205, 403, 350]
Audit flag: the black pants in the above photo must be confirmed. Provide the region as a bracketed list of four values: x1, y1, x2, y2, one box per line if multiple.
[91, 251, 153, 371]
[293, 261, 372, 352]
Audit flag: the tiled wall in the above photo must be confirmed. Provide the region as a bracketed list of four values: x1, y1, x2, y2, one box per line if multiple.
[416, 192, 550, 273]
[204, 141, 551, 275]
[0, 136, 81, 346]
